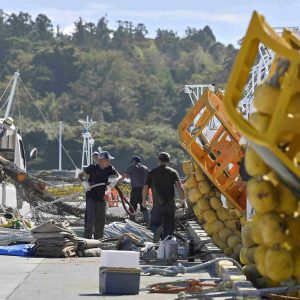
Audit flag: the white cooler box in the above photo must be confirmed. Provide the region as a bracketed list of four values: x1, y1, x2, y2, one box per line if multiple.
[100, 250, 140, 268]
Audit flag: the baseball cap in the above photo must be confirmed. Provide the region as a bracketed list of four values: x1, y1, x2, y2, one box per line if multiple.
[92, 151, 99, 157]
[158, 152, 170, 162]
[99, 151, 115, 160]
[3, 117, 15, 130]
[131, 156, 141, 163]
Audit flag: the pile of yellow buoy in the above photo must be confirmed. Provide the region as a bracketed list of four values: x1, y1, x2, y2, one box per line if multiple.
[183, 147, 300, 289]
[183, 160, 245, 260]
[241, 126, 300, 286]
[239, 82, 300, 287]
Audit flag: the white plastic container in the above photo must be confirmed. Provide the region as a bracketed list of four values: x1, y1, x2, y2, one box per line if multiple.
[157, 236, 178, 259]
[165, 240, 178, 259]
[157, 242, 165, 259]
[100, 250, 140, 268]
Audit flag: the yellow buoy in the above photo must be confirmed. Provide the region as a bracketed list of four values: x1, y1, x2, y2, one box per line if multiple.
[254, 244, 268, 277]
[247, 178, 279, 214]
[245, 147, 270, 177]
[265, 247, 293, 282]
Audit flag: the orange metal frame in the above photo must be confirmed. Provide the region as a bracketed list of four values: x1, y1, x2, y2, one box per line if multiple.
[105, 188, 119, 207]
[178, 89, 246, 210]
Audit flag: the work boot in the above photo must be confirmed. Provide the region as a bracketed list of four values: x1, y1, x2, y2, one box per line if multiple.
[129, 214, 136, 222]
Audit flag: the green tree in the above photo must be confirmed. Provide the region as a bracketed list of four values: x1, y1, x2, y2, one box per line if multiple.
[31, 45, 79, 96]
[134, 23, 148, 42]
[95, 16, 111, 48]
[155, 29, 180, 60]
[0, 9, 238, 170]
[185, 25, 216, 50]
[6, 12, 34, 37]
[34, 14, 53, 41]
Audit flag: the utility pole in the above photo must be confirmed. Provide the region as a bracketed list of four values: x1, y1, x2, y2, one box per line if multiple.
[58, 121, 63, 171]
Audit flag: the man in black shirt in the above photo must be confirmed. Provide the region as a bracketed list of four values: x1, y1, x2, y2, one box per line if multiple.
[78, 151, 121, 239]
[119, 155, 149, 224]
[142, 152, 186, 239]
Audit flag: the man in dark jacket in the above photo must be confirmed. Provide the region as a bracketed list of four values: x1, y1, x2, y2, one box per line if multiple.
[78, 151, 121, 239]
[142, 152, 186, 239]
[119, 155, 149, 224]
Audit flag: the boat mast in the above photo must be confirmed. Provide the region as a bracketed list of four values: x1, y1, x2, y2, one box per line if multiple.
[5, 71, 20, 119]
[58, 121, 63, 171]
[79, 116, 96, 170]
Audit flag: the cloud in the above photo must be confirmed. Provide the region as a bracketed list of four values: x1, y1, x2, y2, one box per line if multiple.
[27, 6, 248, 26]
[62, 23, 76, 35]
[24, 3, 111, 25]
[42, 8, 102, 24]
[112, 10, 248, 24]
[50, 8, 248, 34]
[44, 3, 112, 34]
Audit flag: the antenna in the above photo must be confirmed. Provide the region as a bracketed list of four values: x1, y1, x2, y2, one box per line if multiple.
[79, 116, 96, 170]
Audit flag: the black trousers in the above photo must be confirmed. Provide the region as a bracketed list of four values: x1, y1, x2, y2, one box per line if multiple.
[84, 197, 106, 239]
[130, 187, 147, 212]
[150, 201, 175, 239]
[130, 187, 149, 224]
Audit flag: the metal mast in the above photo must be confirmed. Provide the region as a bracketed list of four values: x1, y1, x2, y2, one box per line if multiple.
[79, 116, 96, 170]
[183, 84, 211, 105]
[5, 71, 20, 118]
[58, 121, 63, 171]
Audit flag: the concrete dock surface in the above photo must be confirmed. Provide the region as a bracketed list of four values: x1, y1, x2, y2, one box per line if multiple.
[0, 256, 216, 300]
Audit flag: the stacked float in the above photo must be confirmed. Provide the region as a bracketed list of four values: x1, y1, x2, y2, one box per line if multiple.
[183, 160, 244, 259]
[239, 106, 300, 287]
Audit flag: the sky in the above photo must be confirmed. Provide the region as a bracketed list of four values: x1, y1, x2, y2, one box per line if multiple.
[1, 0, 299, 46]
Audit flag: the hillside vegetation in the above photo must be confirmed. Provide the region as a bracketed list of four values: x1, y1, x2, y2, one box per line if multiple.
[0, 11, 237, 172]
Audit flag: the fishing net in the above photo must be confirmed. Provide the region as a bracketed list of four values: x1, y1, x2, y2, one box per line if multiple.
[0, 156, 132, 225]
[0, 156, 194, 225]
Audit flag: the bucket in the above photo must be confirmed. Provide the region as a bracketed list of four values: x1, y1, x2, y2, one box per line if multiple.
[164, 239, 178, 259]
[157, 236, 178, 259]
[178, 246, 189, 258]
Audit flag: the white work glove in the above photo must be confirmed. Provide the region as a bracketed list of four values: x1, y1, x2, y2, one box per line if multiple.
[82, 181, 91, 192]
[109, 178, 119, 188]
[177, 199, 188, 209]
[182, 199, 188, 209]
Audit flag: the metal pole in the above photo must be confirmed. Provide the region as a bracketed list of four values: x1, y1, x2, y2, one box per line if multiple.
[81, 138, 86, 170]
[79, 116, 96, 170]
[2, 183, 6, 206]
[59, 121, 63, 171]
[5, 72, 20, 119]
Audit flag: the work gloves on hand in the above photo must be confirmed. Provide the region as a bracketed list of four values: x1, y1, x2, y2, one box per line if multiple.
[109, 178, 119, 188]
[82, 181, 91, 192]
[82, 178, 119, 191]
[182, 199, 188, 209]
[177, 199, 188, 209]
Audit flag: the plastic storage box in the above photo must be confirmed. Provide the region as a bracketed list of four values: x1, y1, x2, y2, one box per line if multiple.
[99, 267, 141, 295]
[100, 250, 139, 268]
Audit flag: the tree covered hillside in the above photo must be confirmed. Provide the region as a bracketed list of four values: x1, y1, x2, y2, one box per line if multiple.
[0, 11, 237, 172]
